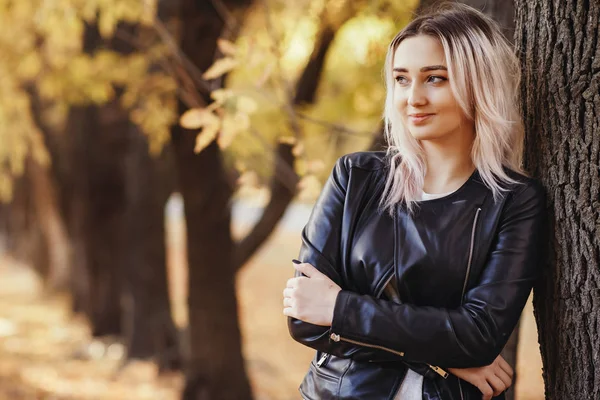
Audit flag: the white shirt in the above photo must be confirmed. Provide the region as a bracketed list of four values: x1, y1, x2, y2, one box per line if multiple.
[393, 188, 458, 400]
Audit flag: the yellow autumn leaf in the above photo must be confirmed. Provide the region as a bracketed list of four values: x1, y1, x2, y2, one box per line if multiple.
[180, 108, 214, 129]
[217, 38, 238, 56]
[194, 122, 220, 153]
[202, 57, 238, 80]
[17, 52, 42, 80]
[210, 88, 234, 104]
[98, 11, 117, 38]
[292, 141, 304, 157]
[278, 136, 297, 145]
[217, 112, 250, 149]
[236, 96, 258, 114]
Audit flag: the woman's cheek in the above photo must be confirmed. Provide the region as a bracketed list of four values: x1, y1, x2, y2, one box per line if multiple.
[393, 92, 407, 113]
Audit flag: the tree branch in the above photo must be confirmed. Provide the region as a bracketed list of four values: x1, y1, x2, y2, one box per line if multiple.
[233, 4, 349, 271]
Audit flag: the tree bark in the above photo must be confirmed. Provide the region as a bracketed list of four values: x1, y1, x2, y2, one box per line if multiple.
[173, 1, 253, 398]
[25, 157, 71, 291]
[2, 171, 49, 276]
[81, 101, 128, 337]
[123, 128, 180, 371]
[515, 1, 600, 399]
[62, 21, 181, 365]
[416, 0, 515, 42]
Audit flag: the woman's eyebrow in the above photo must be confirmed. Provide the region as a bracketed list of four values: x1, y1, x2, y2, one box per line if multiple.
[393, 65, 448, 72]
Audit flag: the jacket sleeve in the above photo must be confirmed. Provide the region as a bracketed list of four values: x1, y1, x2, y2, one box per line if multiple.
[287, 156, 448, 379]
[328, 180, 548, 368]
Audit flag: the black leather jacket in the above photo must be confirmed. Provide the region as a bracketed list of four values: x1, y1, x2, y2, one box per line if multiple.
[288, 151, 548, 400]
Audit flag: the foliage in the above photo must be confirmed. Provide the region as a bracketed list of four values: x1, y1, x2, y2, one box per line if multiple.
[0, 0, 176, 200]
[0, 0, 419, 201]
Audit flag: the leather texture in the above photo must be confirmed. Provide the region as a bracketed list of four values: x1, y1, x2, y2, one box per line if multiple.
[288, 151, 548, 400]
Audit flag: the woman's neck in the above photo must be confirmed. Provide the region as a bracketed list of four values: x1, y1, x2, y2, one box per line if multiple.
[421, 141, 475, 194]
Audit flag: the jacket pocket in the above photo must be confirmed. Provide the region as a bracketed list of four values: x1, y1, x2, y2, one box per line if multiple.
[300, 353, 349, 399]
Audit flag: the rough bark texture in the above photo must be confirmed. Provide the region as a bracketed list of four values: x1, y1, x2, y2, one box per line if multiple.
[416, 0, 515, 42]
[453, 0, 514, 42]
[515, 1, 600, 399]
[174, 1, 253, 398]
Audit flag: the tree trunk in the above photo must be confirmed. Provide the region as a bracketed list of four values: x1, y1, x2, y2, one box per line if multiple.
[81, 101, 128, 337]
[24, 85, 73, 292]
[63, 21, 181, 365]
[174, 1, 253, 398]
[64, 106, 93, 316]
[25, 157, 71, 291]
[123, 128, 180, 371]
[515, 1, 600, 399]
[452, 0, 514, 42]
[2, 172, 49, 276]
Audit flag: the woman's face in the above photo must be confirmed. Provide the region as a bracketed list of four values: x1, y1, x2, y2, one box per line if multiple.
[392, 35, 472, 143]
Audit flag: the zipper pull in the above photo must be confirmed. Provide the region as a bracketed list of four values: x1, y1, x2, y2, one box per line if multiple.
[330, 333, 341, 342]
[316, 353, 329, 367]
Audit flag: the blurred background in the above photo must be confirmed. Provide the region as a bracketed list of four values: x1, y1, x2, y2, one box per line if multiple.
[0, 0, 544, 399]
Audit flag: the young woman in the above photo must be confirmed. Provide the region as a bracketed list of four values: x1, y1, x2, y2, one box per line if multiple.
[283, 3, 548, 400]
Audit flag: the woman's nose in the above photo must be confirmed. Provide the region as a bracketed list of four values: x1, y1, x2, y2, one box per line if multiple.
[407, 83, 428, 107]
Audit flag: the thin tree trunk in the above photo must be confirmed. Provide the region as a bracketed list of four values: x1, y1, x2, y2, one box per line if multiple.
[3, 172, 49, 275]
[26, 157, 71, 291]
[123, 129, 180, 370]
[25, 85, 73, 292]
[83, 101, 128, 337]
[233, 23, 339, 271]
[65, 105, 93, 316]
[174, 1, 253, 398]
[515, 1, 600, 399]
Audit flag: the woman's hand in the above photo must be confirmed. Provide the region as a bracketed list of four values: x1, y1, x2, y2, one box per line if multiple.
[448, 355, 514, 400]
[283, 262, 342, 326]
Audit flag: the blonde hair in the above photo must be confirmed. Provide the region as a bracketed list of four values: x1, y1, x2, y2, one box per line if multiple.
[379, 3, 527, 216]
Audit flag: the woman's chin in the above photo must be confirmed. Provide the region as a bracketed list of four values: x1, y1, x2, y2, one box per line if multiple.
[409, 131, 440, 141]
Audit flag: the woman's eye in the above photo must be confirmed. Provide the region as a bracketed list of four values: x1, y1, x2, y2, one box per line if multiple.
[394, 76, 408, 84]
[427, 75, 447, 83]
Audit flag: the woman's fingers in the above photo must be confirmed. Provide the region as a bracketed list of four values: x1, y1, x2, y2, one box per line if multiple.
[497, 356, 514, 379]
[486, 373, 507, 397]
[477, 380, 494, 400]
[494, 365, 513, 389]
[293, 262, 321, 277]
[283, 287, 294, 298]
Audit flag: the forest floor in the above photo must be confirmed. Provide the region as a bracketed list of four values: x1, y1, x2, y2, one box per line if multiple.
[0, 200, 545, 399]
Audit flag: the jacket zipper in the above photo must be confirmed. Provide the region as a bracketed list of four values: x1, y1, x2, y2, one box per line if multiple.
[317, 270, 396, 368]
[458, 207, 482, 400]
[461, 207, 481, 301]
[329, 332, 405, 357]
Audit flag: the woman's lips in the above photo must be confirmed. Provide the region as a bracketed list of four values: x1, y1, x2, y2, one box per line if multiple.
[408, 114, 434, 124]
